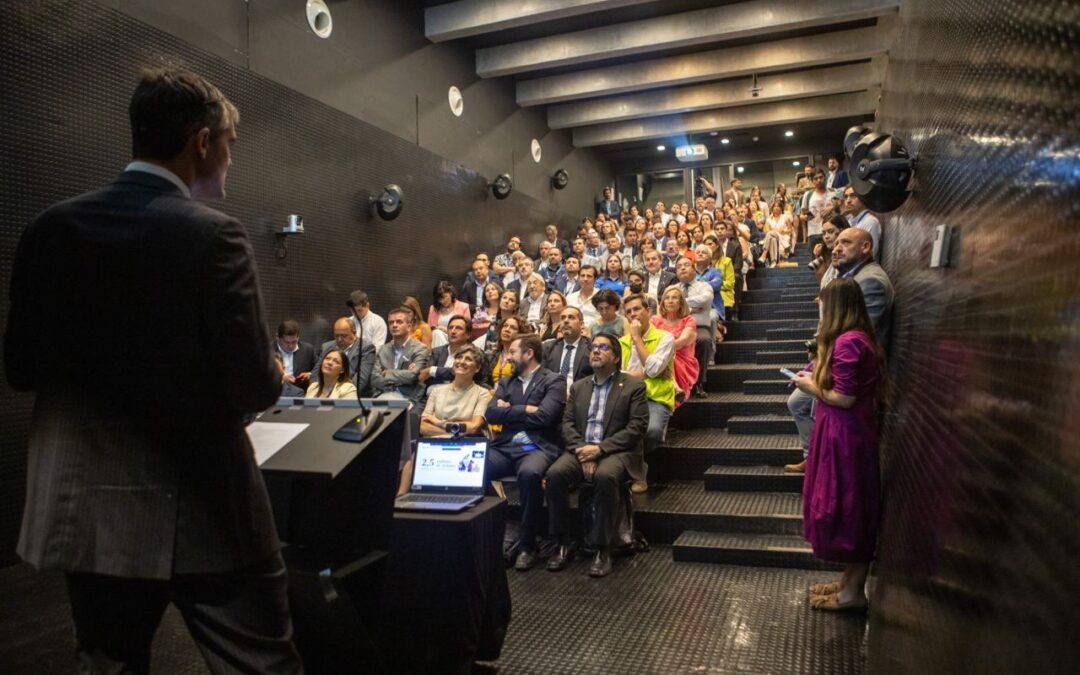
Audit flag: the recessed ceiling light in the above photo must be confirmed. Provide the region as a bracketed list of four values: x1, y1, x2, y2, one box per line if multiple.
[656, 145, 666, 151]
[792, 160, 801, 166]
[784, 130, 795, 137]
[752, 136, 759, 142]
[720, 138, 730, 145]
[709, 131, 718, 137]
[736, 166, 744, 173]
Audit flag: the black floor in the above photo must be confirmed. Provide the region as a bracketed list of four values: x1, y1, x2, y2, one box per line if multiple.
[0, 551, 867, 675]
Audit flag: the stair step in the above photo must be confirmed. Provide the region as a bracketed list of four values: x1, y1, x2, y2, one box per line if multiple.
[716, 339, 805, 363]
[672, 394, 790, 430]
[739, 303, 818, 321]
[672, 531, 840, 570]
[727, 415, 798, 435]
[756, 350, 807, 364]
[765, 327, 815, 342]
[704, 465, 803, 492]
[747, 277, 819, 290]
[706, 363, 804, 391]
[652, 431, 802, 480]
[725, 318, 817, 340]
[743, 379, 793, 395]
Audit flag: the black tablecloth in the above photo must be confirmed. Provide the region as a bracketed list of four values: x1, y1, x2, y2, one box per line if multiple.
[379, 497, 511, 674]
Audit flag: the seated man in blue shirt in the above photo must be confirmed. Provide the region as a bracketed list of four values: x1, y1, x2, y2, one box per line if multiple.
[484, 335, 566, 571]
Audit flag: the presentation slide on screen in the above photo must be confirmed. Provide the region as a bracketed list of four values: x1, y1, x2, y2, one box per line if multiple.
[414, 441, 487, 488]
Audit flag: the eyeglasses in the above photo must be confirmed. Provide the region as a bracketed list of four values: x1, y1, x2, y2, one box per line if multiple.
[589, 343, 613, 352]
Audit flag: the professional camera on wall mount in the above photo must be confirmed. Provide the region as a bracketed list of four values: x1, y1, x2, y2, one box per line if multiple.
[844, 125, 917, 212]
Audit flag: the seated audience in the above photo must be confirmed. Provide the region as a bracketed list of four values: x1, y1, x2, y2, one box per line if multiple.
[759, 202, 791, 267]
[427, 280, 471, 332]
[318, 316, 375, 395]
[538, 291, 567, 341]
[652, 286, 699, 407]
[792, 278, 882, 611]
[842, 186, 882, 258]
[675, 230, 692, 256]
[484, 335, 567, 570]
[541, 306, 593, 394]
[540, 247, 568, 293]
[347, 290, 388, 348]
[566, 264, 600, 332]
[463, 258, 496, 311]
[674, 256, 715, 398]
[485, 315, 525, 386]
[420, 315, 485, 388]
[471, 280, 504, 340]
[692, 244, 726, 326]
[371, 307, 432, 402]
[479, 289, 521, 352]
[493, 236, 522, 278]
[519, 273, 548, 331]
[662, 240, 681, 272]
[506, 257, 535, 301]
[705, 238, 736, 323]
[642, 249, 677, 299]
[591, 289, 629, 338]
[402, 296, 433, 349]
[572, 237, 601, 269]
[276, 320, 316, 390]
[619, 294, 676, 493]
[596, 254, 627, 295]
[816, 215, 848, 287]
[545, 333, 649, 577]
[540, 223, 572, 261]
[305, 349, 358, 400]
[275, 354, 306, 397]
[398, 345, 492, 496]
[562, 256, 582, 295]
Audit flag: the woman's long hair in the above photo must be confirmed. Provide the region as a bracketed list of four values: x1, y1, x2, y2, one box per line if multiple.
[812, 278, 880, 393]
[315, 349, 352, 393]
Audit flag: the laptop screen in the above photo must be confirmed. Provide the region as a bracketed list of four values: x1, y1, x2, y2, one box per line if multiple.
[411, 439, 488, 492]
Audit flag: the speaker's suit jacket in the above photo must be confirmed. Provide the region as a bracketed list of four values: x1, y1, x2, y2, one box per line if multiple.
[561, 371, 649, 467]
[4, 171, 281, 579]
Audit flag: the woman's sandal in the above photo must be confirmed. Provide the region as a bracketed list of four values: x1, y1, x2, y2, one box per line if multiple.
[809, 582, 841, 596]
[810, 592, 867, 611]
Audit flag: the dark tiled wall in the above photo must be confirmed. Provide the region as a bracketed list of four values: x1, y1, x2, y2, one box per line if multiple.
[0, 1, 609, 563]
[867, 0, 1079, 672]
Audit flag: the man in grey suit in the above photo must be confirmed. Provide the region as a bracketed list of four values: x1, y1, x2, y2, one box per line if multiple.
[371, 307, 432, 402]
[545, 333, 649, 577]
[4, 69, 301, 673]
[785, 228, 893, 472]
[319, 315, 375, 395]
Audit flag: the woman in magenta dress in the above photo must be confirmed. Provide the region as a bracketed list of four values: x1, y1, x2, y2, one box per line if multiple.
[651, 286, 700, 407]
[792, 278, 883, 611]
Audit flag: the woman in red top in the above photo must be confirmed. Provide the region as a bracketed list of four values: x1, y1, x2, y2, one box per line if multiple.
[650, 286, 699, 407]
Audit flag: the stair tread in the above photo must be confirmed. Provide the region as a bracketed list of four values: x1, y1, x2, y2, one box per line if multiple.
[710, 363, 804, 372]
[673, 530, 812, 553]
[635, 481, 802, 517]
[662, 429, 800, 450]
[682, 392, 789, 403]
[727, 414, 796, 422]
[705, 465, 794, 477]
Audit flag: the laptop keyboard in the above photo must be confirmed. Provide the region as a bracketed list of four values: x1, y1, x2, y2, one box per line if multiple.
[400, 494, 476, 504]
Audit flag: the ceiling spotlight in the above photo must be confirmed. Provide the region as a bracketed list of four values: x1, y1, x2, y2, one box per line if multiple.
[736, 166, 745, 174]
[656, 145, 666, 151]
[720, 138, 730, 145]
[792, 161, 801, 167]
[753, 136, 759, 142]
[488, 173, 513, 200]
[784, 130, 795, 138]
[368, 184, 404, 220]
[551, 168, 569, 190]
[709, 131, 718, 137]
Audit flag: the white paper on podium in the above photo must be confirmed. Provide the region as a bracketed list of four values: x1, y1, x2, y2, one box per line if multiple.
[247, 422, 309, 466]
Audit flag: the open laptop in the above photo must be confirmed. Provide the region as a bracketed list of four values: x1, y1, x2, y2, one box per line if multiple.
[394, 438, 488, 512]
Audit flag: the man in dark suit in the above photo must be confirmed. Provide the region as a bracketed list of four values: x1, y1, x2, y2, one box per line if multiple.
[826, 155, 850, 195]
[319, 315, 375, 395]
[462, 257, 497, 310]
[419, 315, 485, 391]
[3, 69, 301, 673]
[538, 223, 572, 262]
[371, 307, 432, 402]
[542, 306, 593, 394]
[642, 249, 677, 298]
[276, 319, 317, 390]
[545, 333, 648, 577]
[485, 335, 567, 570]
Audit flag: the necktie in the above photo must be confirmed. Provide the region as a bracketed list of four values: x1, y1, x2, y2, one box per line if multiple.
[560, 343, 575, 376]
[684, 282, 691, 294]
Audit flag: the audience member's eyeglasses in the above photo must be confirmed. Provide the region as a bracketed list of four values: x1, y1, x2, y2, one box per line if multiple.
[589, 343, 612, 352]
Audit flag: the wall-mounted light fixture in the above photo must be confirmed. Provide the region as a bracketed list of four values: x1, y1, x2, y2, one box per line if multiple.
[448, 86, 464, 117]
[306, 0, 332, 39]
[368, 184, 404, 220]
[551, 169, 569, 190]
[489, 174, 513, 200]
[274, 214, 304, 260]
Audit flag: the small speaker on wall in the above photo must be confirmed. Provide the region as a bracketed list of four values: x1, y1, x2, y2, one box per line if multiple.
[488, 174, 513, 200]
[551, 169, 568, 190]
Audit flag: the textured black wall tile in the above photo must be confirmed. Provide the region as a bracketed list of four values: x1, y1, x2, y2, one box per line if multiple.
[867, 0, 1080, 672]
[0, 0, 605, 562]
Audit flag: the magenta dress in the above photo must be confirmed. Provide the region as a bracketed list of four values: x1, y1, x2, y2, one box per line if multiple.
[651, 315, 699, 408]
[803, 330, 881, 563]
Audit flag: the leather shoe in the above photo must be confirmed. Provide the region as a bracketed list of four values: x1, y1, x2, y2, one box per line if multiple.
[588, 549, 612, 577]
[514, 549, 538, 571]
[546, 542, 578, 572]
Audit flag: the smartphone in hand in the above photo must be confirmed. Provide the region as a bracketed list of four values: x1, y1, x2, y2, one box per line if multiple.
[779, 368, 797, 380]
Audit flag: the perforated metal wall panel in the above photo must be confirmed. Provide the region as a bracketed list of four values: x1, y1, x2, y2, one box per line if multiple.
[868, 0, 1079, 672]
[0, 0, 601, 563]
